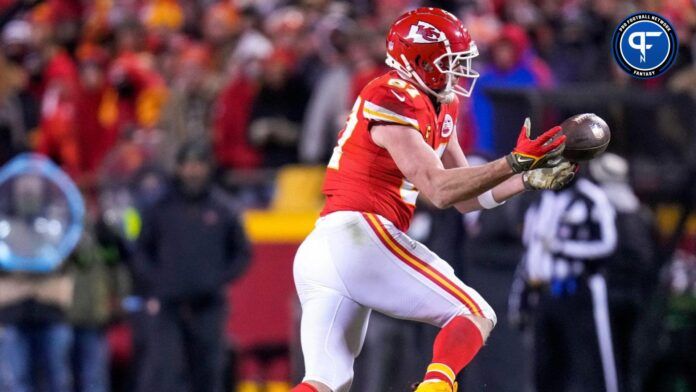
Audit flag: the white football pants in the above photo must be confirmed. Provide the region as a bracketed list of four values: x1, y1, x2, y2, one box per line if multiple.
[294, 211, 496, 391]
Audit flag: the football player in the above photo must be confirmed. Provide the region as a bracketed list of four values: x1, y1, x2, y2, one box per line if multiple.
[292, 7, 576, 392]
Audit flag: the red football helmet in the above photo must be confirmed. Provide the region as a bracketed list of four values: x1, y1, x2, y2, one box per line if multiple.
[386, 7, 479, 102]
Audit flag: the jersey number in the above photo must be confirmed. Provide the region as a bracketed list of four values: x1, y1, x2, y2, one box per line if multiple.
[328, 98, 361, 170]
[327, 88, 420, 205]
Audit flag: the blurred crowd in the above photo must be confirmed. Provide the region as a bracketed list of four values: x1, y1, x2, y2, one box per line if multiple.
[0, 0, 695, 391]
[1, 0, 695, 184]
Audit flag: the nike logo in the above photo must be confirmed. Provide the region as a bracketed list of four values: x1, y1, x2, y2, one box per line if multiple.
[517, 156, 534, 162]
[390, 90, 406, 102]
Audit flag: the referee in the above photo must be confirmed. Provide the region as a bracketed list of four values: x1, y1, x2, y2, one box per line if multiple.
[512, 172, 619, 392]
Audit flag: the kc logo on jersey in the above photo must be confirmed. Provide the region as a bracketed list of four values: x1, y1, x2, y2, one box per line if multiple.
[612, 12, 677, 78]
[406, 21, 446, 43]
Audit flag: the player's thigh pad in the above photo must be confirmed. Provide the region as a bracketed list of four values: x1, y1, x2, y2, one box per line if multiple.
[303, 211, 496, 327]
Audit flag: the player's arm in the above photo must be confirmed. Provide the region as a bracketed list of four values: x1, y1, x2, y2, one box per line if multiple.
[372, 124, 511, 208]
[372, 126, 538, 209]
[452, 176, 526, 213]
[443, 120, 577, 212]
[373, 117, 567, 209]
[441, 129, 527, 213]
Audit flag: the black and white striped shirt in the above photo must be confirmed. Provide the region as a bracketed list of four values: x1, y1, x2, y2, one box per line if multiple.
[522, 178, 618, 284]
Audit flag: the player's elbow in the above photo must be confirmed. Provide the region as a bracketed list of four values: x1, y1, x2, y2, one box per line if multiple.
[421, 172, 458, 209]
[423, 185, 457, 209]
[411, 168, 462, 209]
[430, 191, 457, 209]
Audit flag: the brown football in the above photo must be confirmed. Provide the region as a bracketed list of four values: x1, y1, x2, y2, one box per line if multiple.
[560, 113, 611, 161]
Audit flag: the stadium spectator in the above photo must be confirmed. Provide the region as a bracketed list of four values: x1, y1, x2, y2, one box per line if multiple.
[212, 6, 274, 170]
[299, 17, 354, 164]
[132, 141, 250, 392]
[201, 2, 241, 74]
[226, 6, 272, 79]
[528, 0, 615, 83]
[470, 25, 549, 153]
[0, 0, 41, 30]
[0, 176, 76, 392]
[68, 213, 124, 392]
[73, 44, 113, 184]
[110, 165, 168, 392]
[100, 51, 167, 140]
[347, 28, 388, 102]
[248, 49, 309, 167]
[0, 53, 27, 165]
[212, 67, 262, 170]
[158, 43, 218, 168]
[35, 43, 81, 178]
[1, 18, 40, 133]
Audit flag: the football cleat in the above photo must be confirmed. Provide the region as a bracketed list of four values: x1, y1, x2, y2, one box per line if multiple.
[412, 380, 458, 392]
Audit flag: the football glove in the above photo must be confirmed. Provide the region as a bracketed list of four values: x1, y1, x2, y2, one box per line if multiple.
[522, 161, 578, 191]
[506, 118, 566, 173]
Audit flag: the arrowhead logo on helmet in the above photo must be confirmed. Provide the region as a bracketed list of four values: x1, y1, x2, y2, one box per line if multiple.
[406, 21, 446, 43]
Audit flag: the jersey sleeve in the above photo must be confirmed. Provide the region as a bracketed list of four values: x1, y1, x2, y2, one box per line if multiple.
[360, 78, 423, 133]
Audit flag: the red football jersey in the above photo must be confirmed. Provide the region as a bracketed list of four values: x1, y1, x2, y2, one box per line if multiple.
[321, 71, 459, 231]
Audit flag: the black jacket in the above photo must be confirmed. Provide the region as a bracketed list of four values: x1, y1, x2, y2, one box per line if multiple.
[134, 184, 250, 301]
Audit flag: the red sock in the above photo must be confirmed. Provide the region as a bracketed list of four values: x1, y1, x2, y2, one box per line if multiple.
[291, 382, 319, 392]
[423, 316, 485, 387]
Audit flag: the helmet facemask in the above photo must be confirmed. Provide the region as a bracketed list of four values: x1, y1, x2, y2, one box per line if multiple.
[435, 43, 479, 99]
[386, 42, 479, 103]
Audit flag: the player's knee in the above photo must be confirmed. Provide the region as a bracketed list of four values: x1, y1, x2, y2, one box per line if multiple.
[476, 297, 497, 331]
[335, 370, 355, 392]
[485, 306, 497, 329]
[297, 380, 333, 392]
[303, 369, 353, 392]
[464, 314, 495, 342]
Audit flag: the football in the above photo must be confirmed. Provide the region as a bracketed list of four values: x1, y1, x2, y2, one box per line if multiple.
[560, 113, 611, 161]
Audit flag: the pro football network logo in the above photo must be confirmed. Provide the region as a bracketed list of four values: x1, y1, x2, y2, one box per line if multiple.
[612, 12, 677, 78]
